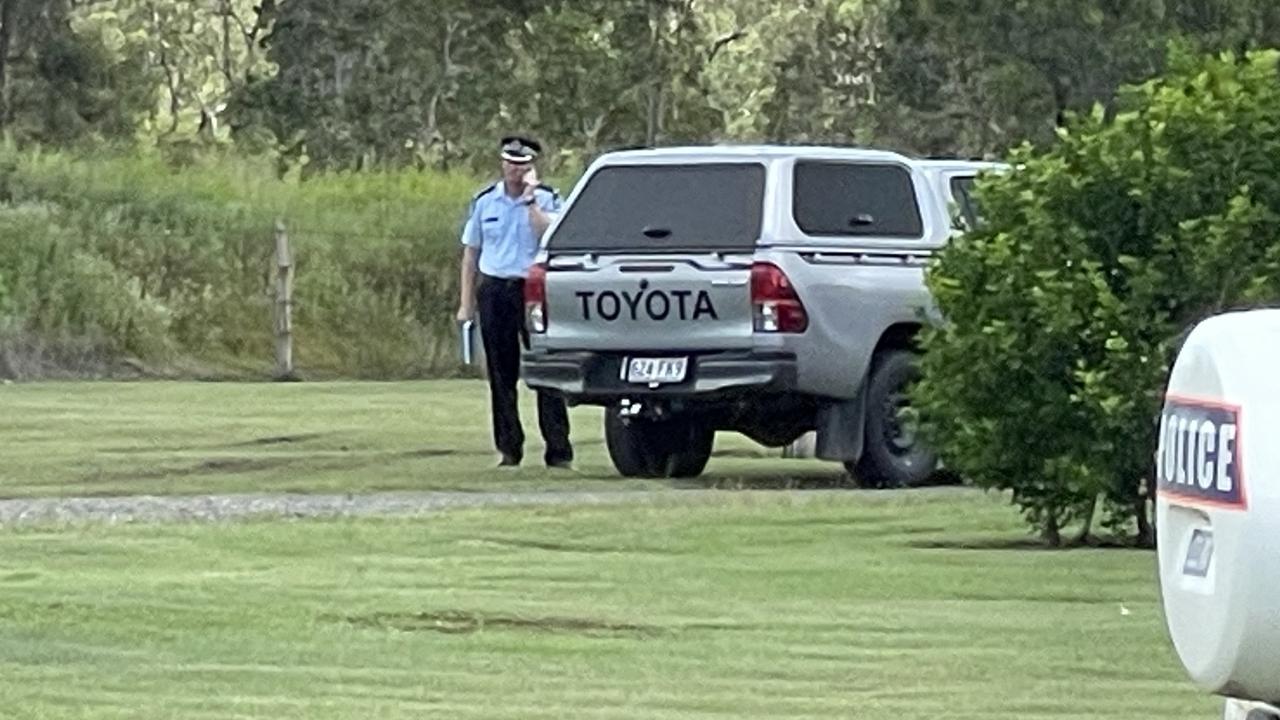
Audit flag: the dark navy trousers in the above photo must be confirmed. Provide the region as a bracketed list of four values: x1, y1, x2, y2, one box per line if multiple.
[476, 274, 572, 465]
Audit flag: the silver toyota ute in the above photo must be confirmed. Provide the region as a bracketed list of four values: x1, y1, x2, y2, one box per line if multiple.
[520, 144, 1005, 485]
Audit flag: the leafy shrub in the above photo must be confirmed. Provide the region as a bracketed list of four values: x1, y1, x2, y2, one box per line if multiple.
[0, 203, 172, 352]
[914, 49, 1280, 546]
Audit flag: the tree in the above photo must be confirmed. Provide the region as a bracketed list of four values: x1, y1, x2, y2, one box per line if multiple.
[0, 0, 155, 144]
[228, 0, 528, 172]
[96, 0, 276, 138]
[1168, 0, 1280, 52]
[693, 0, 891, 145]
[914, 49, 1280, 546]
[501, 0, 725, 171]
[874, 0, 1170, 157]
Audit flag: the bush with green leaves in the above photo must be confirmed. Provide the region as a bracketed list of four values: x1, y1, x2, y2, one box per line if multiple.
[914, 48, 1280, 546]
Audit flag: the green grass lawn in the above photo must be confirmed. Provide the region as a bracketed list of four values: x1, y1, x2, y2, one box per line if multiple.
[0, 490, 1215, 719]
[1, 380, 842, 498]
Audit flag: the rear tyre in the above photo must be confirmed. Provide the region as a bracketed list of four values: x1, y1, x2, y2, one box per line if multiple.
[665, 422, 715, 478]
[605, 407, 668, 478]
[847, 350, 940, 489]
[604, 407, 716, 479]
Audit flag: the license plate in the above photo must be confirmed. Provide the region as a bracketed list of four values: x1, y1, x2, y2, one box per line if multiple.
[624, 357, 688, 385]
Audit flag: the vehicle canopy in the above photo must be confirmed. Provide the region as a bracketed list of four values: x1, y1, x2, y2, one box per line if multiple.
[540, 144, 985, 254]
[914, 158, 1010, 230]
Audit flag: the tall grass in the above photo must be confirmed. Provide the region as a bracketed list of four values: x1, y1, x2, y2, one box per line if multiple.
[0, 143, 524, 379]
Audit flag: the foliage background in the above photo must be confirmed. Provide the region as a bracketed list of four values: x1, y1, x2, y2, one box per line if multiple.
[0, 145, 478, 379]
[4, 0, 1279, 381]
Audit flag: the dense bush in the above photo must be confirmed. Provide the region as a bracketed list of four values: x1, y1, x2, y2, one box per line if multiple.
[914, 49, 1280, 546]
[0, 143, 512, 379]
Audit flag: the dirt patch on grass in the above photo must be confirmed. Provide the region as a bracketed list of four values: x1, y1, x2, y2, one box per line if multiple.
[233, 434, 328, 447]
[110, 457, 300, 480]
[466, 536, 682, 556]
[398, 448, 463, 458]
[332, 609, 662, 638]
[101, 433, 331, 454]
[196, 458, 293, 473]
[83, 446, 483, 483]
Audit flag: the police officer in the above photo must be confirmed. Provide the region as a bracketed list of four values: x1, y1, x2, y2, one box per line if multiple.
[456, 135, 573, 469]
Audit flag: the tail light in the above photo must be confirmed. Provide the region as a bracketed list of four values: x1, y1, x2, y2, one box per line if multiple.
[751, 262, 808, 333]
[524, 263, 548, 333]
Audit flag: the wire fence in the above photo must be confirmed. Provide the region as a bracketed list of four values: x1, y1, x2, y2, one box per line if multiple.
[3, 217, 472, 381]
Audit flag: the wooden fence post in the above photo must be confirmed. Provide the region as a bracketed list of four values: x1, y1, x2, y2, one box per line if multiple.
[272, 219, 297, 381]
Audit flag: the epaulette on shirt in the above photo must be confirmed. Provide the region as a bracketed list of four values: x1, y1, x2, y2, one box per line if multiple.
[537, 183, 560, 200]
[467, 183, 498, 216]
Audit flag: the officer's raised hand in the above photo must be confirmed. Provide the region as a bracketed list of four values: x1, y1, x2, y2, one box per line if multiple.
[519, 165, 558, 239]
[520, 166, 540, 201]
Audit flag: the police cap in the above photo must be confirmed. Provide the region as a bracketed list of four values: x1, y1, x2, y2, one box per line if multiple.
[500, 135, 541, 164]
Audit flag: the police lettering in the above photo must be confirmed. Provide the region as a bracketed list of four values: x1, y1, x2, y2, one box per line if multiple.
[1155, 398, 1244, 507]
[575, 289, 719, 322]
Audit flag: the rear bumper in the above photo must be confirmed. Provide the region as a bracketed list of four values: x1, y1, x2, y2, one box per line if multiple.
[521, 349, 798, 404]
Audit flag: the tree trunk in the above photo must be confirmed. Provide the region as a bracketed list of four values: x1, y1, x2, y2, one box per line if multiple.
[645, 82, 659, 146]
[1051, 78, 1071, 129]
[221, 0, 233, 84]
[1072, 496, 1098, 546]
[163, 61, 181, 135]
[151, 3, 181, 135]
[198, 105, 215, 137]
[582, 113, 605, 161]
[1042, 511, 1061, 547]
[0, 0, 14, 128]
[1136, 490, 1155, 549]
[645, 3, 661, 146]
[1136, 460, 1157, 549]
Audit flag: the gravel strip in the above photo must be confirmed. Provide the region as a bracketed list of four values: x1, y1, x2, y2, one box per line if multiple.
[0, 489, 712, 528]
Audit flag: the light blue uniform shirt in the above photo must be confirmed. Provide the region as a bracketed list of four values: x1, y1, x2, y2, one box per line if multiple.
[460, 181, 562, 279]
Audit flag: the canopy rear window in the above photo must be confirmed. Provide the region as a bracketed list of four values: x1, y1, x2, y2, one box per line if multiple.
[548, 163, 765, 251]
[950, 175, 983, 229]
[792, 161, 924, 238]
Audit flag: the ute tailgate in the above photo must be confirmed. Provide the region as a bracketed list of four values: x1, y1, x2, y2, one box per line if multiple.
[541, 254, 754, 352]
[538, 160, 768, 353]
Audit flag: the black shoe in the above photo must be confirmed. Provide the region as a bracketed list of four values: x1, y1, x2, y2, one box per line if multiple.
[545, 454, 574, 470]
[498, 454, 521, 468]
